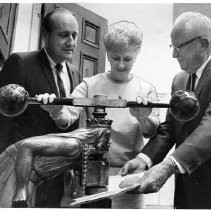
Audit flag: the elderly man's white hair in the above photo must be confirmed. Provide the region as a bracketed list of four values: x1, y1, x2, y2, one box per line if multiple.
[174, 12, 211, 38]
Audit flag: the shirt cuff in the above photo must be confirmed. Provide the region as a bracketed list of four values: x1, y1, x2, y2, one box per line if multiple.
[50, 108, 70, 130]
[137, 153, 153, 169]
[50, 110, 63, 120]
[169, 156, 186, 174]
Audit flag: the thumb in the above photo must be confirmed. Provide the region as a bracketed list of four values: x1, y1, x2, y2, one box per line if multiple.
[118, 167, 123, 175]
[119, 179, 130, 188]
[136, 182, 148, 194]
[120, 163, 130, 176]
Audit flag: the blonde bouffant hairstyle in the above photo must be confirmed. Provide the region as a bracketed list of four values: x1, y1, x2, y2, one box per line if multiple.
[104, 20, 143, 52]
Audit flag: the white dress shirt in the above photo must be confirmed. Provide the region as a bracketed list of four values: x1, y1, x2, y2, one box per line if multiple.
[44, 49, 70, 97]
[44, 49, 75, 129]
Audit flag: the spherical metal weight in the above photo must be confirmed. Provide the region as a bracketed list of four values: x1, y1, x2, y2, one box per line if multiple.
[170, 90, 200, 121]
[0, 84, 29, 117]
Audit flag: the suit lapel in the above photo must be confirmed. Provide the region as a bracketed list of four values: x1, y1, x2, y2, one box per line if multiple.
[194, 61, 211, 98]
[37, 49, 59, 96]
[65, 62, 73, 94]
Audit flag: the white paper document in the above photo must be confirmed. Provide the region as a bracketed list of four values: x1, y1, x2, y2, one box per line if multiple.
[69, 172, 144, 206]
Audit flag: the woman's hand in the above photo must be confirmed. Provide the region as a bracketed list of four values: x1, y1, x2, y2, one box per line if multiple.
[129, 96, 152, 120]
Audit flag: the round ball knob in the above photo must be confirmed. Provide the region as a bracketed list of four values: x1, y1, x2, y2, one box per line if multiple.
[170, 90, 200, 121]
[0, 84, 29, 117]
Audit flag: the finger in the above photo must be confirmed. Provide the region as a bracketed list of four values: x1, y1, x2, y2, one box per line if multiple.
[136, 174, 155, 194]
[119, 180, 130, 188]
[120, 164, 129, 176]
[136, 96, 143, 104]
[138, 183, 156, 194]
[118, 168, 124, 175]
[48, 94, 57, 103]
[36, 94, 44, 102]
[137, 185, 146, 193]
[142, 97, 148, 105]
[119, 176, 140, 189]
[127, 186, 141, 194]
[148, 97, 152, 103]
[42, 93, 51, 104]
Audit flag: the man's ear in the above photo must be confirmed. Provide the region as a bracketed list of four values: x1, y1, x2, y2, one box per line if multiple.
[41, 29, 48, 44]
[200, 37, 209, 49]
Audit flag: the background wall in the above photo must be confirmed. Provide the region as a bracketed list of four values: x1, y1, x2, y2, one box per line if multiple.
[173, 3, 211, 22]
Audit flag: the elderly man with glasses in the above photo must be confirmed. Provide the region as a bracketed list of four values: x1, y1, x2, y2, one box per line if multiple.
[119, 11, 211, 209]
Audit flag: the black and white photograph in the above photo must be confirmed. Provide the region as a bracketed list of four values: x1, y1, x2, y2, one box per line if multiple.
[0, 1, 211, 208]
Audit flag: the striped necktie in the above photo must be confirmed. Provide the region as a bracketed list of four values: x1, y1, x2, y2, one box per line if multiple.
[55, 63, 66, 97]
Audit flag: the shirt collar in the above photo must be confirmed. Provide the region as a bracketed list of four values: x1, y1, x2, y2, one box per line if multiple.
[44, 48, 65, 71]
[195, 55, 211, 79]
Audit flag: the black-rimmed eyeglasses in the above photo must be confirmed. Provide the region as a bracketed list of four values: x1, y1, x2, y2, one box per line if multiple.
[170, 36, 202, 51]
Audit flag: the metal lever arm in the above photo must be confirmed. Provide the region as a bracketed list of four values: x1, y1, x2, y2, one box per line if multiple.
[0, 84, 199, 121]
[27, 96, 128, 108]
[28, 96, 169, 108]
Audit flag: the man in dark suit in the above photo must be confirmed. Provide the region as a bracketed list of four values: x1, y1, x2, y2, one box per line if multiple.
[119, 12, 211, 208]
[0, 8, 79, 207]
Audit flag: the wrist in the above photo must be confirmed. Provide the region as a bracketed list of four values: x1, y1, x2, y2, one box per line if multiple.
[138, 116, 148, 123]
[50, 109, 63, 120]
[136, 153, 152, 169]
[164, 157, 180, 174]
[134, 156, 147, 170]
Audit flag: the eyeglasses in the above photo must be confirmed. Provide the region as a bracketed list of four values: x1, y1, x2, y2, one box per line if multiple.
[170, 36, 202, 51]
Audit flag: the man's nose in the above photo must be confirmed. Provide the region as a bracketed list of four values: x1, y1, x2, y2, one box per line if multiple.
[172, 47, 178, 58]
[67, 35, 75, 45]
[118, 60, 124, 68]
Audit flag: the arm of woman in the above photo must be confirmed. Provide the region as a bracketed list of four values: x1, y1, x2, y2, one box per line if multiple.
[140, 85, 160, 138]
[130, 84, 160, 138]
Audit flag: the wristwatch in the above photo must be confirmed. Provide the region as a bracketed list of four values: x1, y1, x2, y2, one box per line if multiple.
[168, 156, 180, 174]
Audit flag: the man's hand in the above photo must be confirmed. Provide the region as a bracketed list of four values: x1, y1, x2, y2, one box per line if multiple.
[129, 97, 152, 120]
[36, 93, 63, 117]
[119, 156, 148, 176]
[119, 158, 175, 194]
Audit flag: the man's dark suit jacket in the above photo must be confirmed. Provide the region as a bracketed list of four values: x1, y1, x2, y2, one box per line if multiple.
[0, 48, 79, 207]
[141, 60, 211, 208]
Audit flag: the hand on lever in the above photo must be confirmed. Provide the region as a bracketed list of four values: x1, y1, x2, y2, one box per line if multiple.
[36, 93, 63, 117]
[129, 97, 152, 120]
